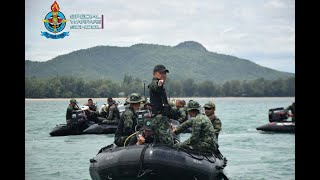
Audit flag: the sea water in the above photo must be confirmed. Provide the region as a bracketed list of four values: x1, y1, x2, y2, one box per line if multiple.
[25, 97, 295, 180]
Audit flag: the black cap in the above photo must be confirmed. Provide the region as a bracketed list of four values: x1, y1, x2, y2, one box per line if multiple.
[153, 64, 169, 73]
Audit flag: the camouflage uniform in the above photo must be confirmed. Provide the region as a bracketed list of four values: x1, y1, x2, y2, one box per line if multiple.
[208, 115, 221, 140]
[148, 65, 174, 146]
[174, 100, 217, 153]
[106, 101, 120, 120]
[66, 98, 79, 123]
[204, 101, 222, 140]
[285, 102, 295, 122]
[178, 106, 188, 123]
[114, 93, 144, 146]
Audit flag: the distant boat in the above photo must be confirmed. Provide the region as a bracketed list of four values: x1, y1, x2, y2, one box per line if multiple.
[49, 105, 153, 136]
[256, 121, 295, 133]
[256, 107, 295, 133]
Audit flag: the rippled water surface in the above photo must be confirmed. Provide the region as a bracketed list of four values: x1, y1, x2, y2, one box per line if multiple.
[25, 97, 295, 180]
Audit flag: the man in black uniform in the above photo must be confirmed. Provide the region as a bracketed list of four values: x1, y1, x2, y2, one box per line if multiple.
[148, 64, 174, 146]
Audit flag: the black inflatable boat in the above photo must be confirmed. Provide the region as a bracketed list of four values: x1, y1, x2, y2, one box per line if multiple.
[256, 121, 295, 133]
[49, 109, 108, 136]
[50, 108, 153, 136]
[89, 144, 228, 180]
[82, 123, 118, 134]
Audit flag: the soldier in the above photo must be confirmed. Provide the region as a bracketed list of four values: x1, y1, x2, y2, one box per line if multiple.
[284, 102, 295, 122]
[84, 98, 102, 123]
[85, 98, 98, 112]
[179, 104, 188, 123]
[66, 98, 80, 125]
[169, 99, 187, 123]
[114, 93, 145, 147]
[204, 101, 222, 141]
[171, 100, 218, 153]
[147, 64, 174, 146]
[128, 120, 155, 145]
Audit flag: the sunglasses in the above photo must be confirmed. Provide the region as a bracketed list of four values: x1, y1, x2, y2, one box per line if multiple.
[204, 107, 213, 110]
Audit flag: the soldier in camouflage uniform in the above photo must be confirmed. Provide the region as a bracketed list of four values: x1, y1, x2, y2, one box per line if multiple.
[204, 101, 222, 141]
[179, 105, 188, 123]
[114, 93, 145, 147]
[148, 64, 174, 146]
[66, 98, 80, 125]
[106, 100, 120, 120]
[169, 99, 187, 123]
[172, 100, 218, 153]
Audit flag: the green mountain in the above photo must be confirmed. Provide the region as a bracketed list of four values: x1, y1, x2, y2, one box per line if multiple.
[25, 41, 294, 83]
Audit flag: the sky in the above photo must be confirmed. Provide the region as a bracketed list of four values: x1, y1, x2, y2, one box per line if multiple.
[25, 0, 295, 73]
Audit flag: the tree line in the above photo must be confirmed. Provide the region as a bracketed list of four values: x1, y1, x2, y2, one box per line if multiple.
[25, 75, 295, 98]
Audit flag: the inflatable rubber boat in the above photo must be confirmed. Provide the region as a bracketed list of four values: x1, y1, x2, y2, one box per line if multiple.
[256, 121, 295, 133]
[89, 143, 228, 180]
[49, 107, 112, 136]
[82, 123, 118, 134]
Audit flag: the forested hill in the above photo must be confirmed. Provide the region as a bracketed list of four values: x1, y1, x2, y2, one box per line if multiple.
[25, 41, 294, 83]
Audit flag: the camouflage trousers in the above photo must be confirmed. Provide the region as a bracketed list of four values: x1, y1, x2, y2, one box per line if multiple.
[177, 139, 215, 153]
[151, 115, 174, 146]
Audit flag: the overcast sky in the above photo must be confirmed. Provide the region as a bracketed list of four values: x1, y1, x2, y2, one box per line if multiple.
[25, 0, 295, 73]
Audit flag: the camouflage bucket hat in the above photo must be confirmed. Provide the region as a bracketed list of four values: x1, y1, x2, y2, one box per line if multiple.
[127, 93, 145, 103]
[187, 100, 201, 111]
[70, 98, 77, 103]
[204, 101, 215, 109]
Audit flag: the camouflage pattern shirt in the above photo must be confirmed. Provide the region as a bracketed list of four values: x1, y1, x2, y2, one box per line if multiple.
[207, 114, 222, 135]
[115, 106, 138, 137]
[178, 107, 188, 123]
[175, 113, 216, 147]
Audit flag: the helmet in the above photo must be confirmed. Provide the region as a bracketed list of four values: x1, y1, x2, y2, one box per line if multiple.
[187, 100, 201, 111]
[70, 98, 77, 103]
[127, 93, 145, 103]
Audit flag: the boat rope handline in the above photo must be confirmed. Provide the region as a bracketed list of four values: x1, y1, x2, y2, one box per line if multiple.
[97, 144, 114, 155]
[137, 143, 151, 178]
[204, 153, 216, 163]
[175, 146, 205, 161]
[124, 131, 139, 147]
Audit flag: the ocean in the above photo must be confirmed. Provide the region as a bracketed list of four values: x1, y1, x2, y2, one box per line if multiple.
[25, 97, 295, 180]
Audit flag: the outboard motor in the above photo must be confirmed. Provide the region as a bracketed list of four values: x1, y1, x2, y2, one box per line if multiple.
[268, 107, 288, 122]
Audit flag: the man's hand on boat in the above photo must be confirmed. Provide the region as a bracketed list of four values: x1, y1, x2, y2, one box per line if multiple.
[170, 123, 177, 134]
